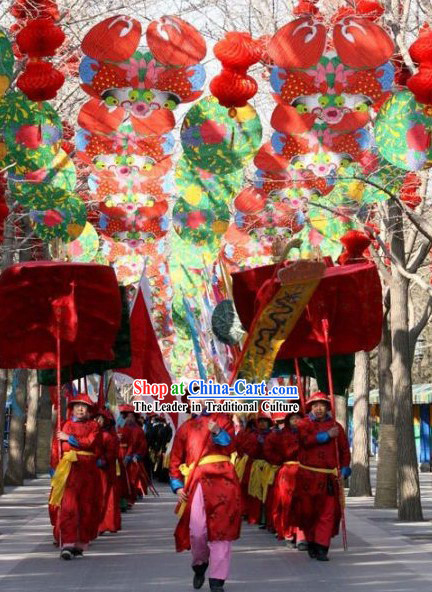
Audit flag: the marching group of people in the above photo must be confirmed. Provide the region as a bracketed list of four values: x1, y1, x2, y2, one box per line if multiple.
[47, 389, 351, 592]
[48, 396, 171, 560]
[169, 392, 351, 592]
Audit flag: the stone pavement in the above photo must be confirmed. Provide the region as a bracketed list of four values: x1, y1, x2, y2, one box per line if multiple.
[1, 473, 432, 592]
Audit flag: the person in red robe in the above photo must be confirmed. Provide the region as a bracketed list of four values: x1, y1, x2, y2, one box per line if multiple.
[239, 412, 273, 526]
[234, 417, 256, 519]
[264, 411, 307, 549]
[169, 408, 241, 592]
[291, 392, 351, 561]
[95, 409, 121, 534]
[117, 404, 149, 508]
[49, 394, 102, 560]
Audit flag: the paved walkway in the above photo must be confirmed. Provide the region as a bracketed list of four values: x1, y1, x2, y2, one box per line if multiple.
[1, 473, 432, 591]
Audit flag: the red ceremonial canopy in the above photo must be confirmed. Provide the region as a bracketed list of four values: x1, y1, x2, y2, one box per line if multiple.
[232, 261, 382, 358]
[0, 262, 122, 369]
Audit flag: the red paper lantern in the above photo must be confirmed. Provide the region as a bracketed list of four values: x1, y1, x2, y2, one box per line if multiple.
[10, 0, 60, 21]
[338, 230, 371, 264]
[17, 60, 64, 101]
[210, 69, 258, 108]
[214, 32, 261, 69]
[210, 32, 261, 109]
[407, 64, 432, 105]
[409, 24, 432, 64]
[17, 18, 65, 57]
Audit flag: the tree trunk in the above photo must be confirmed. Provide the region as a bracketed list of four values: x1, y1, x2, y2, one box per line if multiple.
[4, 369, 28, 486]
[375, 313, 397, 508]
[335, 395, 347, 432]
[349, 351, 372, 496]
[23, 371, 39, 478]
[0, 370, 8, 494]
[389, 199, 423, 521]
[36, 386, 53, 474]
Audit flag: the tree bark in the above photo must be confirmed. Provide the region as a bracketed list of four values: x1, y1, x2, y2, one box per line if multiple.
[0, 370, 8, 494]
[388, 200, 423, 521]
[349, 351, 372, 496]
[335, 395, 347, 432]
[23, 371, 39, 478]
[4, 369, 28, 486]
[36, 386, 53, 474]
[375, 312, 398, 508]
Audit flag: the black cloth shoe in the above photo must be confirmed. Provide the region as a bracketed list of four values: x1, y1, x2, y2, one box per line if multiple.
[71, 548, 83, 557]
[307, 542, 318, 559]
[192, 562, 208, 589]
[209, 578, 225, 592]
[315, 544, 329, 561]
[296, 541, 309, 552]
[285, 538, 297, 549]
[60, 549, 73, 560]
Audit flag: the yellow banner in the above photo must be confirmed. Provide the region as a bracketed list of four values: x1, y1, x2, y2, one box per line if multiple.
[237, 261, 325, 383]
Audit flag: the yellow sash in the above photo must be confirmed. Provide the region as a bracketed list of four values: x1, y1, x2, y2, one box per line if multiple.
[235, 454, 249, 482]
[116, 459, 121, 477]
[49, 450, 94, 507]
[284, 461, 299, 466]
[262, 463, 279, 502]
[162, 452, 170, 470]
[299, 464, 338, 476]
[176, 455, 231, 517]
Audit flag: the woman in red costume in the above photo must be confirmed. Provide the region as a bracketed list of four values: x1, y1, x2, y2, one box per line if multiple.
[238, 412, 273, 526]
[264, 411, 307, 550]
[169, 406, 241, 592]
[49, 394, 102, 560]
[95, 409, 121, 535]
[292, 392, 351, 561]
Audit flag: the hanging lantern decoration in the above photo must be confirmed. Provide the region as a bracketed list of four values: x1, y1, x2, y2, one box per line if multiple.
[15, 13, 65, 101]
[17, 61, 64, 101]
[407, 24, 432, 106]
[210, 32, 262, 111]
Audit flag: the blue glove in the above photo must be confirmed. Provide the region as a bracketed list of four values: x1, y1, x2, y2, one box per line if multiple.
[316, 431, 331, 444]
[212, 429, 231, 446]
[49, 467, 55, 478]
[341, 466, 352, 479]
[133, 454, 143, 462]
[68, 435, 80, 448]
[170, 477, 184, 494]
[124, 455, 132, 465]
[96, 458, 106, 468]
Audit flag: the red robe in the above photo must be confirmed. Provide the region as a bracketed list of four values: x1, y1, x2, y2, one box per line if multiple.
[128, 424, 149, 498]
[291, 415, 350, 538]
[49, 418, 102, 546]
[98, 428, 121, 533]
[264, 427, 299, 540]
[169, 413, 241, 552]
[239, 429, 271, 524]
[117, 424, 134, 503]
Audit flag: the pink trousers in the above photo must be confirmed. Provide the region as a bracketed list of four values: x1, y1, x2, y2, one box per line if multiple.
[190, 483, 232, 580]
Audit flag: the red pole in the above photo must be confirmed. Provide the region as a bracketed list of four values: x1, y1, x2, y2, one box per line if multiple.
[294, 358, 305, 413]
[322, 318, 348, 551]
